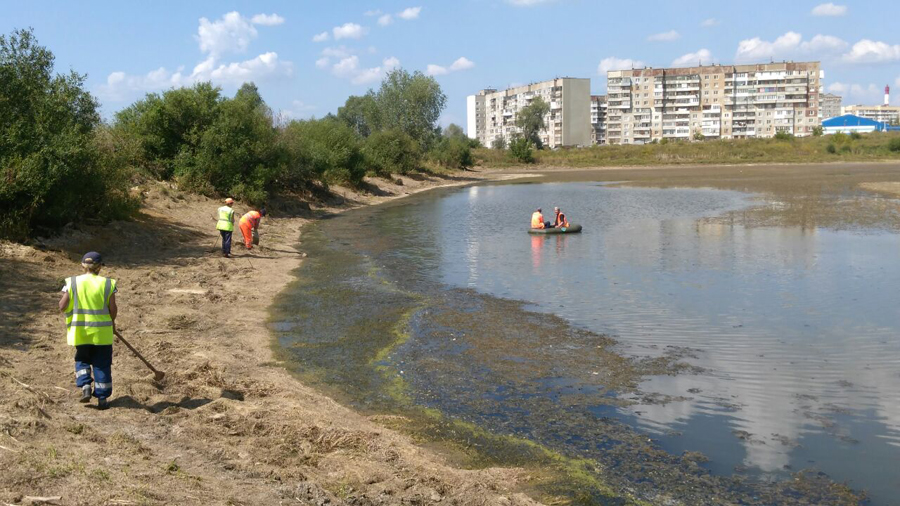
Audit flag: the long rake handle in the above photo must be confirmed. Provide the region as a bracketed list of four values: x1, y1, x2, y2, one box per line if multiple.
[114, 330, 164, 379]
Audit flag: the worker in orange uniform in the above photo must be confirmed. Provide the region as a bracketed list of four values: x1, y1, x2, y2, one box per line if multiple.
[239, 208, 266, 250]
[553, 207, 569, 228]
[531, 207, 547, 229]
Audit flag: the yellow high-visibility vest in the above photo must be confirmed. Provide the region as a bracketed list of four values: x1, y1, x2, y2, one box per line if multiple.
[65, 274, 116, 346]
[216, 206, 235, 232]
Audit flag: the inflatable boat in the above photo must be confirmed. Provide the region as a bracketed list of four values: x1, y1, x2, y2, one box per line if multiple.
[527, 224, 582, 234]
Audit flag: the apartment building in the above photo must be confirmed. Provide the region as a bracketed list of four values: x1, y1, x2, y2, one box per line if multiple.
[466, 78, 591, 148]
[590, 95, 608, 145]
[841, 105, 900, 125]
[606, 62, 823, 144]
[820, 93, 842, 119]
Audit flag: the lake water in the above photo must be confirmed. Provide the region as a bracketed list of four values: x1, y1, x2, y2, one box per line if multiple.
[275, 179, 900, 503]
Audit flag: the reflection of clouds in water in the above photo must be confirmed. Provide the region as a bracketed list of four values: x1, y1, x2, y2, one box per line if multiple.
[432, 184, 900, 493]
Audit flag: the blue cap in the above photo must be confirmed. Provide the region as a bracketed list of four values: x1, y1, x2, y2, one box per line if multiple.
[81, 251, 102, 265]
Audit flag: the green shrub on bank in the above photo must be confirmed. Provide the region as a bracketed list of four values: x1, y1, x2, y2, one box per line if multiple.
[429, 136, 474, 170]
[0, 29, 137, 240]
[364, 129, 421, 176]
[508, 136, 535, 163]
[890, 138, 900, 152]
[282, 118, 365, 186]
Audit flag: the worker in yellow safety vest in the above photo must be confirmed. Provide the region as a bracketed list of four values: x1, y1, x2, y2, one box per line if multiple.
[216, 197, 236, 258]
[58, 252, 117, 410]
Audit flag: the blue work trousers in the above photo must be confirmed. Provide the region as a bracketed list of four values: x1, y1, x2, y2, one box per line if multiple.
[220, 230, 232, 255]
[74, 344, 113, 399]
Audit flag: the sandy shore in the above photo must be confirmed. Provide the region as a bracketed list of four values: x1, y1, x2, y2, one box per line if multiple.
[0, 169, 545, 506]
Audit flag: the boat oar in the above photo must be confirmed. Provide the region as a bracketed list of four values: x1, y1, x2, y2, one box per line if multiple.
[114, 330, 166, 381]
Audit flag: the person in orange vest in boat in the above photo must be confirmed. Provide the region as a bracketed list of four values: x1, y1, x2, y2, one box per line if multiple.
[531, 208, 546, 229]
[553, 207, 569, 228]
[239, 207, 266, 250]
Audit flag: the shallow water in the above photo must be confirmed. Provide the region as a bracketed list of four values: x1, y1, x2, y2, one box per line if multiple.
[274, 178, 898, 503]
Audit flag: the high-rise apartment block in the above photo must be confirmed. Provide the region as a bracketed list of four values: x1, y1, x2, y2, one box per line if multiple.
[606, 62, 823, 144]
[820, 93, 842, 119]
[590, 95, 608, 145]
[466, 78, 591, 148]
[841, 105, 900, 125]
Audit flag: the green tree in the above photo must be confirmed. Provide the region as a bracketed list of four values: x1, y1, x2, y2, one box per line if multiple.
[363, 129, 421, 176]
[337, 92, 380, 137]
[508, 135, 535, 163]
[491, 137, 507, 150]
[0, 28, 136, 239]
[443, 123, 466, 140]
[282, 118, 365, 186]
[515, 96, 550, 149]
[374, 68, 447, 149]
[812, 126, 824, 137]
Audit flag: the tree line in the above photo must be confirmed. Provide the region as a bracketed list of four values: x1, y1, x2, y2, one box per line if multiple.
[0, 29, 477, 240]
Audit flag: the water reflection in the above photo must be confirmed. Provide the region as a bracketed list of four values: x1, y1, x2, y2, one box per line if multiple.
[382, 182, 900, 502]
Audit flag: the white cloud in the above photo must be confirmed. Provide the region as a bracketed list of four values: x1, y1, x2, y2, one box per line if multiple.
[251, 13, 285, 26]
[647, 30, 680, 42]
[735, 31, 848, 62]
[426, 57, 475, 76]
[426, 64, 448, 76]
[811, 3, 847, 16]
[841, 39, 900, 64]
[378, 14, 393, 26]
[672, 49, 713, 67]
[828, 82, 894, 105]
[333, 22, 367, 40]
[321, 46, 355, 59]
[312, 31, 329, 42]
[196, 11, 258, 57]
[364, 9, 382, 16]
[315, 57, 330, 69]
[449, 57, 475, 71]
[328, 55, 399, 85]
[701, 18, 720, 27]
[398, 7, 422, 20]
[505, 0, 555, 5]
[98, 53, 292, 101]
[597, 57, 644, 74]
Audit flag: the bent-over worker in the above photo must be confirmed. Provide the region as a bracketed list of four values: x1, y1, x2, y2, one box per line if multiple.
[58, 252, 117, 410]
[216, 197, 236, 258]
[239, 207, 266, 250]
[531, 208, 546, 229]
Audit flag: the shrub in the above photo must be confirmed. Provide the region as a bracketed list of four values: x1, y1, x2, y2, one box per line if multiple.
[849, 131, 862, 140]
[0, 29, 137, 240]
[774, 131, 794, 141]
[491, 137, 507, 150]
[508, 136, 535, 163]
[282, 118, 364, 186]
[812, 126, 824, 137]
[826, 143, 837, 154]
[363, 129, 421, 176]
[889, 138, 900, 152]
[840, 144, 852, 154]
[430, 136, 474, 170]
[693, 130, 705, 141]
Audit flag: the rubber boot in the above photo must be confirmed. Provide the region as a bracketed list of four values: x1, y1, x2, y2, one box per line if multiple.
[79, 384, 92, 403]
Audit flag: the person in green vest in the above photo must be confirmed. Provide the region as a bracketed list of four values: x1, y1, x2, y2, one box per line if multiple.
[216, 197, 236, 258]
[58, 252, 117, 410]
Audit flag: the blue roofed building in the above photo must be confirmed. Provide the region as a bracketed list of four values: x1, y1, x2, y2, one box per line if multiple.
[822, 114, 888, 135]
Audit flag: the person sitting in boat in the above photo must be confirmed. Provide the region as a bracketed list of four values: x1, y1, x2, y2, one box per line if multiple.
[553, 207, 569, 228]
[531, 208, 548, 229]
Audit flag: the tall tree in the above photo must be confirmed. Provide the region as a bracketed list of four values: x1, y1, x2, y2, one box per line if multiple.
[337, 92, 380, 137]
[374, 69, 446, 149]
[515, 96, 550, 149]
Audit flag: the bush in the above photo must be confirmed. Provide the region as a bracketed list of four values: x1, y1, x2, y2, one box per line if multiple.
[693, 130, 704, 141]
[889, 138, 900, 152]
[363, 129, 421, 176]
[812, 126, 824, 137]
[430, 136, 474, 170]
[491, 137, 507, 150]
[774, 131, 794, 141]
[849, 131, 862, 140]
[826, 143, 837, 154]
[282, 118, 364, 186]
[508, 136, 535, 163]
[0, 29, 137, 240]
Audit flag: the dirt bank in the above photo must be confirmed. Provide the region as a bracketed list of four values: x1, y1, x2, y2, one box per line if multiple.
[0, 170, 544, 506]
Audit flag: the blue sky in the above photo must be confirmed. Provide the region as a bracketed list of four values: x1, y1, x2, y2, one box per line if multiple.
[3, 0, 899, 125]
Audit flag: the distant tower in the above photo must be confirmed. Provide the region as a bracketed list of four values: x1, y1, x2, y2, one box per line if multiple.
[886, 85, 891, 106]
